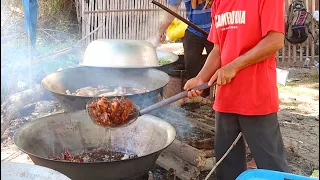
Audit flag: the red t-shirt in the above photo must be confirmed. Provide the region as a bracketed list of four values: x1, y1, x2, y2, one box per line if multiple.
[208, 0, 284, 115]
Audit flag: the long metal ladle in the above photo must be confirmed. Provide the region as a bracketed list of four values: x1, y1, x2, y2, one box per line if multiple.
[86, 83, 211, 128]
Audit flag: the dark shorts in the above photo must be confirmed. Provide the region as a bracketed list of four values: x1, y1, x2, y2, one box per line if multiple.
[215, 112, 291, 180]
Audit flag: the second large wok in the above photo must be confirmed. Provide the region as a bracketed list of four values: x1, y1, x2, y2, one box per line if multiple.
[41, 67, 170, 112]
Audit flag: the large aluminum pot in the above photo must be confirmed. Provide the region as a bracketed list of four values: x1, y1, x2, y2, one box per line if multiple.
[1, 162, 71, 180]
[41, 67, 170, 112]
[82, 39, 161, 68]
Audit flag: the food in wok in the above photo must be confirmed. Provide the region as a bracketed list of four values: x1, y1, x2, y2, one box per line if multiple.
[65, 86, 150, 97]
[158, 58, 172, 65]
[51, 148, 138, 162]
[87, 97, 135, 127]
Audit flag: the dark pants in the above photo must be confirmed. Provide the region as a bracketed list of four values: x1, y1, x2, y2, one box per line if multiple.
[183, 29, 214, 79]
[183, 29, 214, 97]
[215, 112, 291, 180]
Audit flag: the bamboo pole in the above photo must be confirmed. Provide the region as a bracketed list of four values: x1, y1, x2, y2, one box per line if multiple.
[204, 132, 243, 180]
[311, 0, 315, 62]
[84, 9, 186, 13]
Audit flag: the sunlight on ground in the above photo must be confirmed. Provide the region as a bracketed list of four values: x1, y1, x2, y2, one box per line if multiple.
[278, 69, 319, 116]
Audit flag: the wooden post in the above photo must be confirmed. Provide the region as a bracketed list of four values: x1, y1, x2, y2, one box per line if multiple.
[311, 0, 316, 62]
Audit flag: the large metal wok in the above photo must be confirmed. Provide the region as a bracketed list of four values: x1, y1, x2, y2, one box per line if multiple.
[14, 111, 176, 180]
[80, 39, 179, 73]
[1, 162, 71, 180]
[41, 66, 170, 112]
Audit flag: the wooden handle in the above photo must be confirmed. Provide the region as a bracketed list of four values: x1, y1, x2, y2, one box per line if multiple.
[140, 83, 210, 115]
[151, 0, 209, 37]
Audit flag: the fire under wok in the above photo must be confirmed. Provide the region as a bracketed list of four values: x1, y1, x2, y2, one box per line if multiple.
[14, 111, 176, 180]
[41, 66, 170, 112]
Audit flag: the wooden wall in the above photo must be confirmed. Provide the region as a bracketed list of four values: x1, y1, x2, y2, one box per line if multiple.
[75, 0, 319, 65]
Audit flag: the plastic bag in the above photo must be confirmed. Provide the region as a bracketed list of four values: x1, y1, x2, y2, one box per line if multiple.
[166, 18, 188, 41]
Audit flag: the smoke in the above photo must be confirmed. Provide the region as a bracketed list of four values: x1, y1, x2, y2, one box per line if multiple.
[150, 105, 194, 140]
[1, 0, 80, 103]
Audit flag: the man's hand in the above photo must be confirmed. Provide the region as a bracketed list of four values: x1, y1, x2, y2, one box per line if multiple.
[159, 33, 167, 43]
[208, 63, 237, 86]
[147, 33, 167, 47]
[157, 5, 179, 43]
[183, 77, 205, 98]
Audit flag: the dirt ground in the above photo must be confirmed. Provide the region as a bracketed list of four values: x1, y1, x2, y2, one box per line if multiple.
[276, 67, 319, 176]
[181, 67, 319, 179]
[155, 67, 320, 179]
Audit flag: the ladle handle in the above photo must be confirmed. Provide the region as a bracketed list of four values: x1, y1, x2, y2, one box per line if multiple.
[140, 83, 210, 115]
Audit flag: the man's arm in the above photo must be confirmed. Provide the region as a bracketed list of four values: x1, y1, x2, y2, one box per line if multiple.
[183, 44, 220, 96]
[229, 0, 285, 72]
[208, 31, 284, 85]
[158, 5, 180, 38]
[158, 0, 182, 40]
[208, 0, 285, 86]
[230, 31, 284, 72]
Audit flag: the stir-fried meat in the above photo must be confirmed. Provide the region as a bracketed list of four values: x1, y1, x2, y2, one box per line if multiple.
[51, 149, 84, 162]
[51, 148, 138, 162]
[87, 97, 135, 127]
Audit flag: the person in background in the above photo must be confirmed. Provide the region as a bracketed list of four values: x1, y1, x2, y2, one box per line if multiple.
[157, 0, 214, 97]
[184, 0, 291, 179]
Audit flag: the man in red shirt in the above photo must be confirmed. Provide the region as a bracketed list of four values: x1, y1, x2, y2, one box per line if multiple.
[184, 0, 291, 179]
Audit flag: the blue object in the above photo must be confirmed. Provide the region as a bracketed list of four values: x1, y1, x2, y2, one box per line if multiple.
[22, 0, 38, 48]
[236, 169, 317, 180]
[168, 0, 212, 38]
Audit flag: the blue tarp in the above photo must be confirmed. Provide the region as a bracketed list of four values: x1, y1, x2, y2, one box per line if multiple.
[22, 0, 38, 48]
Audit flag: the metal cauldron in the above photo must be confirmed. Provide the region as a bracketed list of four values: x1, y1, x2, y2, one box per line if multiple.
[14, 111, 176, 180]
[41, 67, 170, 112]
